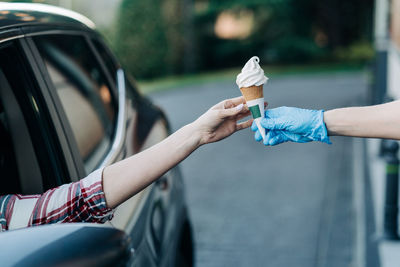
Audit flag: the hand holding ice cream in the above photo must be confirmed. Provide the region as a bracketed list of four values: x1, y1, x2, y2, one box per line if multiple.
[236, 56, 268, 141]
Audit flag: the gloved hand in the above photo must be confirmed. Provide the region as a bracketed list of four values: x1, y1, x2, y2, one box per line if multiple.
[252, 106, 331, 145]
[252, 121, 313, 145]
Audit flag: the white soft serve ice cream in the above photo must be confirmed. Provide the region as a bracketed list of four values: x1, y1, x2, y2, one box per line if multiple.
[236, 56, 268, 88]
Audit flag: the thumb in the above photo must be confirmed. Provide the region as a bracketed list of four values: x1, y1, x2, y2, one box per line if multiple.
[260, 117, 288, 130]
[220, 103, 244, 118]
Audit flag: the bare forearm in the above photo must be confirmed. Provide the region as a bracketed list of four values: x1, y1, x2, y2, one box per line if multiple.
[324, 100, 400, 139]
[103, 123, 201, 208]
[100, 96, 249, 209]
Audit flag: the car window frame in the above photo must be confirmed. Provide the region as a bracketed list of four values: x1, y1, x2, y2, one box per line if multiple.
[0, 37, 72, 192]
[0, 67, 43, 194]
[26, 30, 125, 178]
[24, 35, 86, 181]
[82, 34, 129, 169]
[85, 35, 130, 167]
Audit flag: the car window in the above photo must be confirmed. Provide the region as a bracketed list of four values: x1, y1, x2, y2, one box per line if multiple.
[34, 35, 117, 173]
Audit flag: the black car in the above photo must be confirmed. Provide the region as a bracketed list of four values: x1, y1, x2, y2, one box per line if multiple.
[0, 3, 193, 266]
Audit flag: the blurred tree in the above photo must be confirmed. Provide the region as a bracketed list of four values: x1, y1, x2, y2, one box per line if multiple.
[115, 0, 196, 79]
[315, 0, 374, 48]
[181, 0, 197, 73]
[115, 0, 169, 79]
[162, 0, 197, 74]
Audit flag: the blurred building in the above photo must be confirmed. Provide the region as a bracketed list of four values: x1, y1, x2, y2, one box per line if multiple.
[45, 0, 121, 28]
[374, 0, 400, 101]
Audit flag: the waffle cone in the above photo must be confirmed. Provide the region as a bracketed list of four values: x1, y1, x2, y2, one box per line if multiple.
[240, 85, 263, 101]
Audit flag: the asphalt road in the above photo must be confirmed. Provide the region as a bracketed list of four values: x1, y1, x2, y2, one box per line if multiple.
[150, 72, 368, 267]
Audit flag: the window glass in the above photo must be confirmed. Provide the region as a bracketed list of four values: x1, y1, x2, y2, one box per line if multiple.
[0, 42, 55, 194]
[34, 35, 117, 173]
[0, 95, 21, 194]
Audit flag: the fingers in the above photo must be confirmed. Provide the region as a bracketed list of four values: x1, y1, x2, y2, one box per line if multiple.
[251, 120, 258, 132]
[210, 96, 244, 111]
[267, 134, 285, 146]
[228, 96, 246, 106]
[222, 96, 246, 109]
[254, 129, 262, 141]
[236, 119, 253, 131]
[236, 110, 251, 121]
[223, 100, 235, 109]
[215, 96, 248, 118]
[220, 97, 268, 112]
[254, 130, 286, 146]
[260, 117, 287, 130]
[263, 131, 275, 145]
[239, 103, 250, 113]
[219, 103, 245, 117]
[254, 125, 271, 142]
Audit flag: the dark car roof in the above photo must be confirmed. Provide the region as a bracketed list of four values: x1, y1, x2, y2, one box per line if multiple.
[0, 3, 95, 31]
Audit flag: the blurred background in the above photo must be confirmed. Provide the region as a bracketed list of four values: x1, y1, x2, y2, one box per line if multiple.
[4, 1, 400, 267]
[4, 0, 374, 81]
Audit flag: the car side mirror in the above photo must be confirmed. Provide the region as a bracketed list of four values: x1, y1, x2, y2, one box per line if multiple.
[0, 223, 133, 267]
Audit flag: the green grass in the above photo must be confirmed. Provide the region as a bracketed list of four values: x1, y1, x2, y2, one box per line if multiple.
[137, 62, 366, 94]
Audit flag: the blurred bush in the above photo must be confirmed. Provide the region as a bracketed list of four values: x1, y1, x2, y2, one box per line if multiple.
[114, 0, 169, 79]
[333, 41, 375, 63]
[114, 0, 195, 79]
[268, 36, 326, 63]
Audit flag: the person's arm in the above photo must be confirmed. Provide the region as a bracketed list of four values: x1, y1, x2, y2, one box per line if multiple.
[324, 100, 400, 139]
[253, 100, 400, 146]
[103, 96, 251, 208]
[0, 96, 250, 230]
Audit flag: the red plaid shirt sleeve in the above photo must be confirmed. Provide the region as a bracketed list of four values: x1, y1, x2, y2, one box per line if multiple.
[0, 167, 113, 232]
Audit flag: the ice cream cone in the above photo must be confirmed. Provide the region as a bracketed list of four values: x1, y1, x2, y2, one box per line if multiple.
[239, 85, 263, 101]
[236, 56, 268, 142]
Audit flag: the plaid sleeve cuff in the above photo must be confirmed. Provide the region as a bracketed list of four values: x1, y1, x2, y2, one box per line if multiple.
[79, 167, 114, 223]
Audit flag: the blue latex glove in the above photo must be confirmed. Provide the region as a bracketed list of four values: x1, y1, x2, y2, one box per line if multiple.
[251, 121, 313, 146]
[252, 107, 331, 145]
